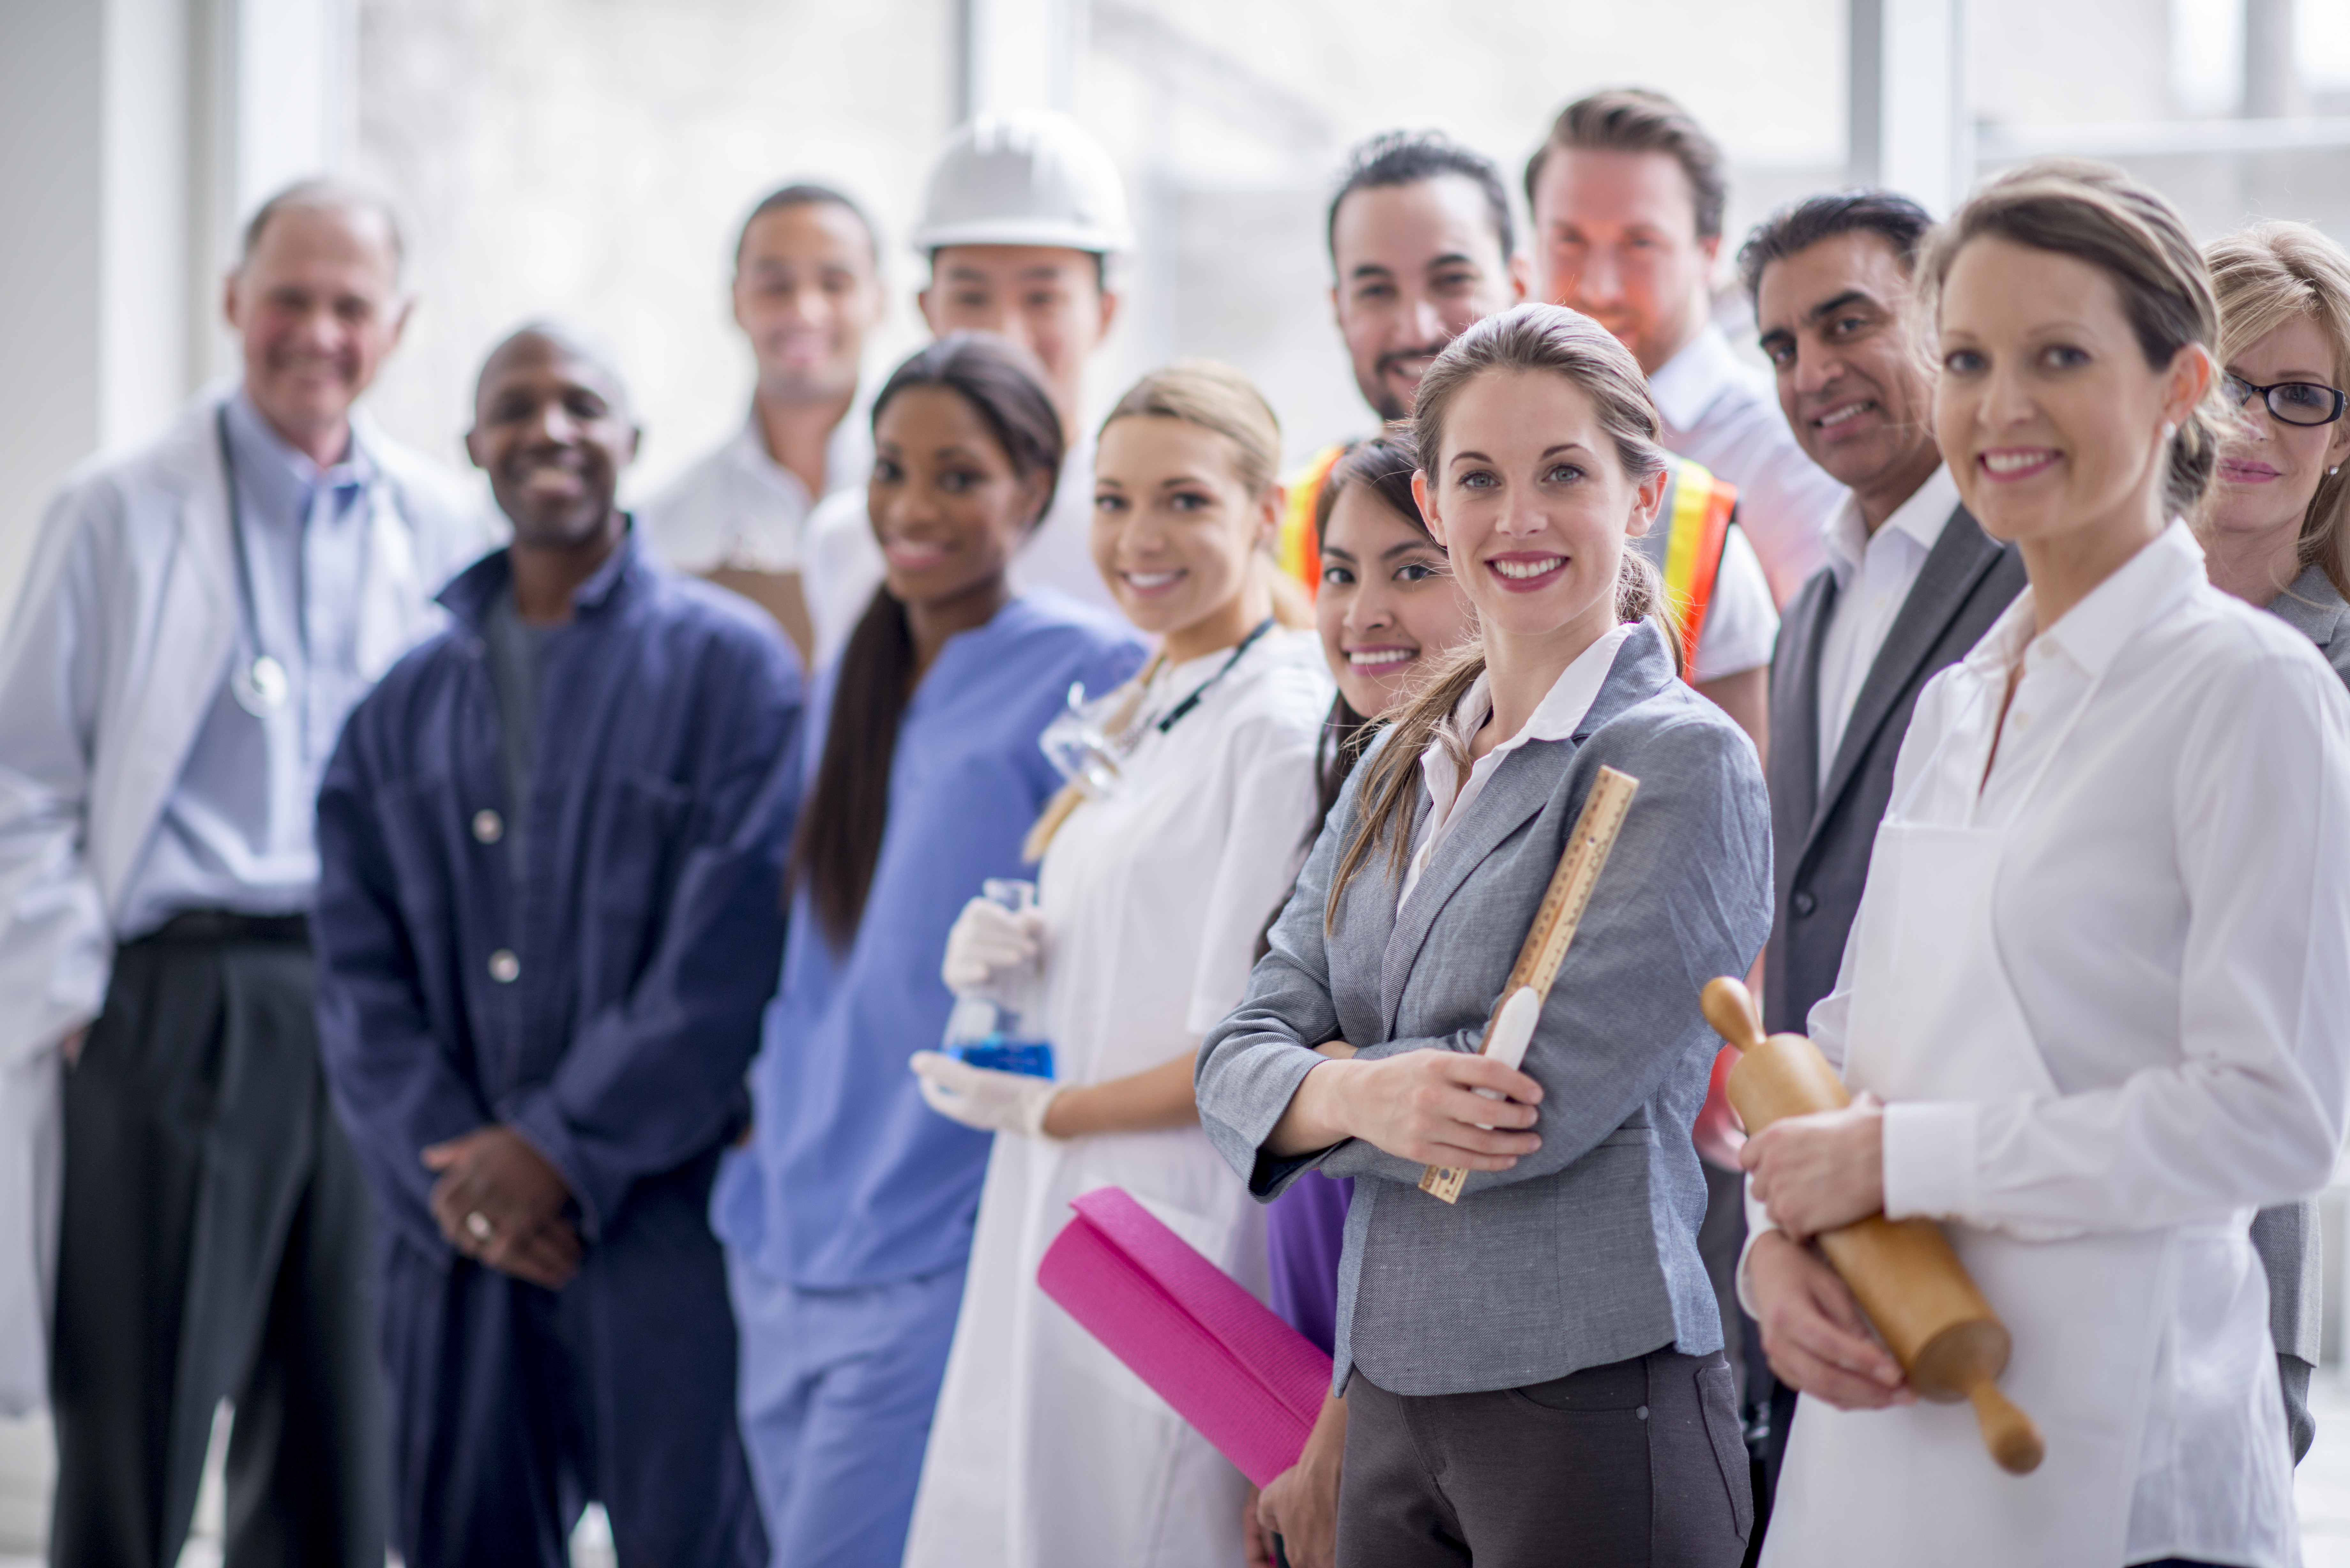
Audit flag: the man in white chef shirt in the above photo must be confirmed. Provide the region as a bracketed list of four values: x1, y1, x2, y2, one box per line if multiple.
[0, 181, 485, 1565]
[1528, 87, 1844, 604]
[800, 110, 1133, 663]
[638, 183, 884, 664]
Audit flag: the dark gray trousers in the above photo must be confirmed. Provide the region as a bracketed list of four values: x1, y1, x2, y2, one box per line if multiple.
[48, 916, 387, 1568]
[1340, 1346, 1752, 1566]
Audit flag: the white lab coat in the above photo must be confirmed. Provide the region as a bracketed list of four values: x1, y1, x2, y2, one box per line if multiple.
[0, 385, 489, 1413]
[904, 629, 1331, 1568]
[1752, 524, 2350, 1566]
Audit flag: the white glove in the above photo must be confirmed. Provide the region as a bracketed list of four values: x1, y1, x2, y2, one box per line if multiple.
[910, 1051, 1062, 1140]
[941, 896, 1043, 994]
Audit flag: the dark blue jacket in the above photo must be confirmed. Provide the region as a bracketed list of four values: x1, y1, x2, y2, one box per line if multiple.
[313, 533, 802, 1258]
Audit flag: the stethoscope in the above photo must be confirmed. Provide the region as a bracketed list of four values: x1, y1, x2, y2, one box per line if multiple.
[214, 407, 383, 719]
[1148, 615, 1276, 735]
[215, 408, 291, 716]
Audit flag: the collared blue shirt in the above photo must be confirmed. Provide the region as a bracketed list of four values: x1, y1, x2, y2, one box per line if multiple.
[314, 532, 805, 1254]
[713, 591, 1145, 1289]
[121, 388, 380, 935]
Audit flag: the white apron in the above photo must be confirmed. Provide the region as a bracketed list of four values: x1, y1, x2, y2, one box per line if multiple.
[1763, 662, 2287, 1567]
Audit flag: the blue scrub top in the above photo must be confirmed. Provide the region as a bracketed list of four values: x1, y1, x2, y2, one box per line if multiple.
[714, 591, 1146, 1290]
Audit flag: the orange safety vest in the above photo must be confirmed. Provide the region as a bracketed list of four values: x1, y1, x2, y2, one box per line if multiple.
[1280, 442, 1737, 690]
[1632, 454, 1739, 683]
[1276, 443, 1346, 599]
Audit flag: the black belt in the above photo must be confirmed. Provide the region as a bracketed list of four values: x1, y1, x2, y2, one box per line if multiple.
[139, 910, 312, 947]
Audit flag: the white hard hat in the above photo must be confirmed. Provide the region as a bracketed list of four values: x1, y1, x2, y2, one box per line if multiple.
[910, 110, 1134, 256]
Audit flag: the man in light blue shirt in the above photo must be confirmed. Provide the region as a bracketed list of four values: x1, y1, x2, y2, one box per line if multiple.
[0, 181, 485, 1566]
[122, 388, 384, 932]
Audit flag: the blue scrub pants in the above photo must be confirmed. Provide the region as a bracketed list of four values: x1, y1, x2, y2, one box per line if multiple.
[726, 1254, 967, 1568]
[379, 1156, 763, 1568]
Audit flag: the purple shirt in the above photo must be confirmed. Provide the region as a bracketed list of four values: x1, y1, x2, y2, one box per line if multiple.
[1266, 1172, 1353, 1357]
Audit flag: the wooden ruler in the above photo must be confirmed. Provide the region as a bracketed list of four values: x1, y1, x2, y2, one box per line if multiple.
[1419, 765, 1640, 1204]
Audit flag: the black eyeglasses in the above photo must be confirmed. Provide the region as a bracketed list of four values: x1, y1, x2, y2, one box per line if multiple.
[2224, 373, 2348, 427]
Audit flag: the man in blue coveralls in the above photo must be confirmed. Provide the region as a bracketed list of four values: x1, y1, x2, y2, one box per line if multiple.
[312, 325, 802, 1566]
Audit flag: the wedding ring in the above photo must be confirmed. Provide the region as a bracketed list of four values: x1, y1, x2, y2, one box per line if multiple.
[465, 1211, 494, 1243]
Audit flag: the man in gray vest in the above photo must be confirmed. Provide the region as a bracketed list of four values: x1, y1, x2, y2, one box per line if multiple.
[0, 181, 487, 1566]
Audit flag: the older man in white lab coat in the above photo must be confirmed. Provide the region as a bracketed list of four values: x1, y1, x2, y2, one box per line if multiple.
[0, 181, 487, 1568]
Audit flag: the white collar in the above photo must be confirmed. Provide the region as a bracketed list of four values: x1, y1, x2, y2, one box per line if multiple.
[1647, 324, 1750, 432]
[1429, 622, 1636, 777]
[1822, 462, 1962, 587]
[1965, 519, 2204, 684]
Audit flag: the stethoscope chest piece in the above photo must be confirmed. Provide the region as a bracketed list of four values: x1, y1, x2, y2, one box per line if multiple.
[231, 653, 290, 717]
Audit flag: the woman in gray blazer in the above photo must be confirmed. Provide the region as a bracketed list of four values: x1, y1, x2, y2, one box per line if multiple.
[2200, 220, 2350, 1461]
[1197, 305, 1772, 1566]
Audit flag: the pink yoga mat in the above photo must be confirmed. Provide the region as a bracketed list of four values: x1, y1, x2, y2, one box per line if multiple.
[1036, 1186, 1333, 1488]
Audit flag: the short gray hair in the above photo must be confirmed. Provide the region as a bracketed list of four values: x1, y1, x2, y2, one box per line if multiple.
[239, 179, 407, 284]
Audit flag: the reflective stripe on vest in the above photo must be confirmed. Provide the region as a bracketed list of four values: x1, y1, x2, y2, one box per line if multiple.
[1277, 443, 1346, 599]
[1631, 454, 1737, 682]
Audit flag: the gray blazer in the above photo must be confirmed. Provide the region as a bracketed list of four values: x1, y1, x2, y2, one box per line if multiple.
[1197, 622, 1772, 1397]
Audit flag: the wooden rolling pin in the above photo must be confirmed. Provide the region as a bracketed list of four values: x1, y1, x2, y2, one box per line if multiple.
[1703, 976, 2044, 1476]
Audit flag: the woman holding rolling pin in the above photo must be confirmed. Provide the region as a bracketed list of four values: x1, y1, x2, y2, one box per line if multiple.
[1739, 161, 2350, 1568]
[1197, 304, 1772, 1564]
[2196, 220, 2350, 1462]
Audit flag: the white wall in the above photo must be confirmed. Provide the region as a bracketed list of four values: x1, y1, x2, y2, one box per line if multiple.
[0, 3, 115, 612]
[0, 0, 350, 618]
[352, 0, 960, 494]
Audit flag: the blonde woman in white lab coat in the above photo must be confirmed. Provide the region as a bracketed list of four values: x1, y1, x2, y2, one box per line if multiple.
[905, 362, 1331, 1568]
[1740, 161, 2350, 1568]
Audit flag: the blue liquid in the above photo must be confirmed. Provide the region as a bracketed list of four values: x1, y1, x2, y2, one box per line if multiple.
[947, 1036, 1056, 1079]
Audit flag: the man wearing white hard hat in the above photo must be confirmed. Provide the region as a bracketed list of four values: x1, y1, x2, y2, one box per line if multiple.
[799, 111, 1132, 664]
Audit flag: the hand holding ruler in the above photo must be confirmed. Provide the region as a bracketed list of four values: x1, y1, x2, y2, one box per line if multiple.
[1419, 765, 1640, 1204]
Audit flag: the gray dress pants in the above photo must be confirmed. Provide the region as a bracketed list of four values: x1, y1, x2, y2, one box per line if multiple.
[1340, 1346, 1751, 1566]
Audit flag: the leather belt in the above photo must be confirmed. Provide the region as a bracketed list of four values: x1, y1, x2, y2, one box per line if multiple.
[141, 909, 311, 947]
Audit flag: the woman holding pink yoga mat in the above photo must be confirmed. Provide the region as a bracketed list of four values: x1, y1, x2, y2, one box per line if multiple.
[1197, 305, 1772, 1564]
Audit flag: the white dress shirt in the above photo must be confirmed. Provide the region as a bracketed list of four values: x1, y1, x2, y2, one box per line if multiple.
[1810, 463, 1962, 790]
[1398, 622, 1637, 911]
[1793, 522, 2350, 1565]
[801, 427, 1123, 666]
[1649, 325, 1844, 605]
[637, 405, 871, 575]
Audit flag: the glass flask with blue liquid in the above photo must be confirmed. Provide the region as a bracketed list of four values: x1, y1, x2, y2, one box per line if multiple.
[940, 878, 1056, 1079]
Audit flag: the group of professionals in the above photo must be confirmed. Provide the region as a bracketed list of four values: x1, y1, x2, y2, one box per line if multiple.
[2, 75, 2349, 1568]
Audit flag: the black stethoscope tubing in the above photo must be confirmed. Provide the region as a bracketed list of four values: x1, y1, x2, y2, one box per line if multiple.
[1152, 615, 1277, 735]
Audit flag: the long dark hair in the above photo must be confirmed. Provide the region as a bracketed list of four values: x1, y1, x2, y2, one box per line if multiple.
[788, 334, 1064, 947]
